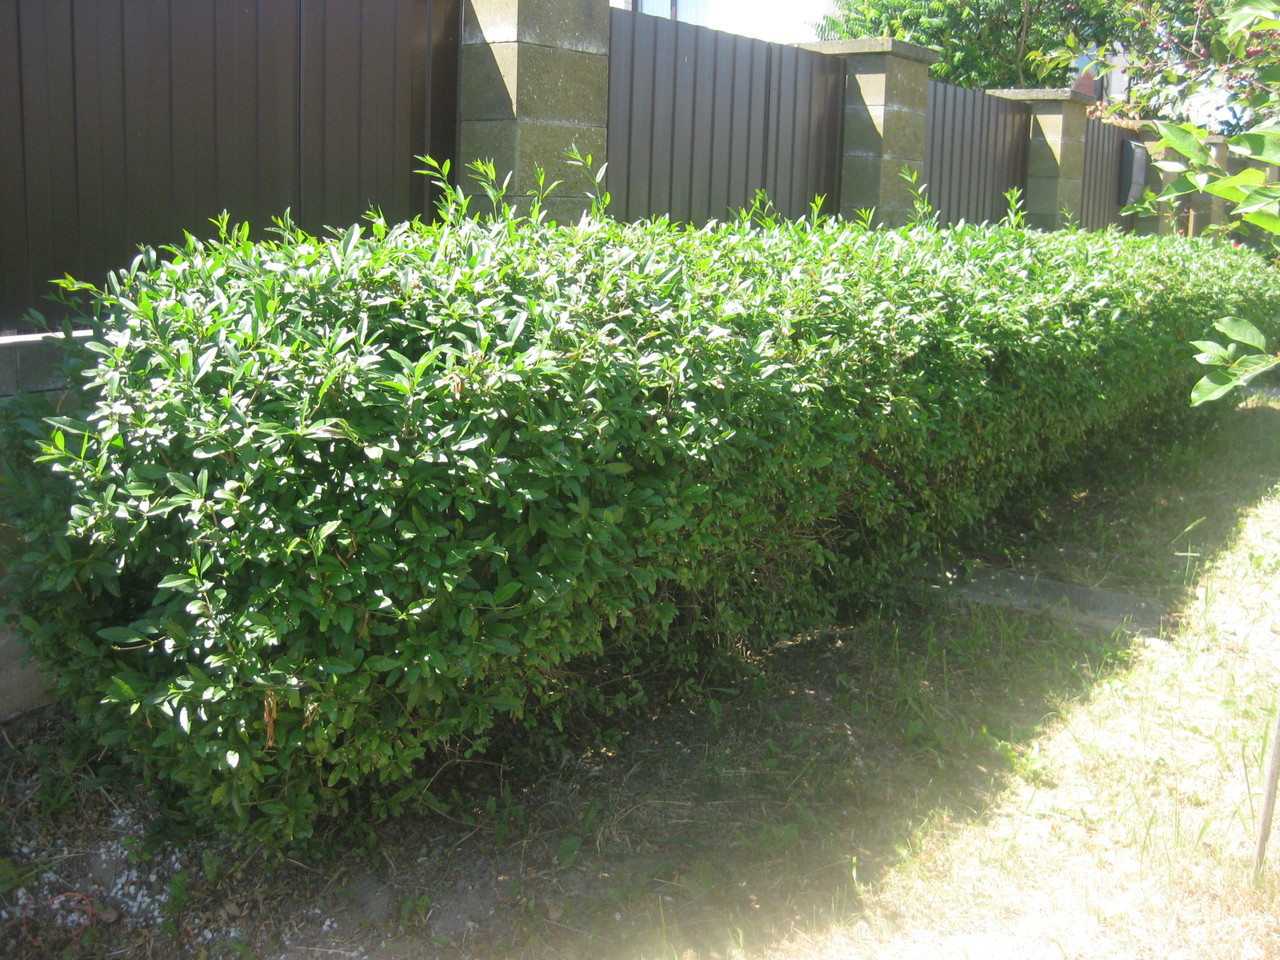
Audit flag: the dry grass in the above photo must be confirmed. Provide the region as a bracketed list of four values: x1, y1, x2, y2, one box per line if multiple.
[768, 404, 1280, 960]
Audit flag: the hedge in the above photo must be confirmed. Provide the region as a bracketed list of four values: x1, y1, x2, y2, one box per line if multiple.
[2, 194, 1277, 847]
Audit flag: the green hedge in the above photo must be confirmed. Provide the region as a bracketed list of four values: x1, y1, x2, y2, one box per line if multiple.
[3, 199, 1277, 846]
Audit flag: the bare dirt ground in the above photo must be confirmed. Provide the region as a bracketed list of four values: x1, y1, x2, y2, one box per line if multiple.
[3, 401, 1280, 960]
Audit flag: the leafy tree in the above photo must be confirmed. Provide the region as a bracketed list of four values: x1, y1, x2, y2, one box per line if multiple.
[1133, 2, 1280, 241]
[1043, 1, 1278, 133]
[1110, 2, 1244, 130]
[816, 0, 1123, 88]
[1137, 0, 1280, 405]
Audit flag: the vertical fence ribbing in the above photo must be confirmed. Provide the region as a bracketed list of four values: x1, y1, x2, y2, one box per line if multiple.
[606, 10, 842, 224]
[924, 81, 1033, 227]
[0, 0, 460, 329]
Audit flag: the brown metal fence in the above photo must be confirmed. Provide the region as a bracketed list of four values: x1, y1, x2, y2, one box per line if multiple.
[607, 10, 845, 224]
[923, 82, 1031, 226]
[1080, 117, 1127, 231]
[0, 0, 461, 333]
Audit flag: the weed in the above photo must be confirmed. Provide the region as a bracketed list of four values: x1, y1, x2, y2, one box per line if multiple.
[399, 891, 432, 926]
[159, 871, 190, 940]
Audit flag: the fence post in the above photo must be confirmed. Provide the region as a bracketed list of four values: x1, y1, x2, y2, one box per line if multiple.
[459, 0, 610, 219]
[990, 88, 1092, 231]
[801, 39, 937, 227]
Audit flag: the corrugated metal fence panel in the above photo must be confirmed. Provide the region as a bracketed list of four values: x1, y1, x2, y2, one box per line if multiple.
[924, 81, 1030, 226]
[0, 0, 460, 333]
[608, 9, 843, 223]
[1081, 118, 1126, 231]
[13, 1, 80, 329]
[0, 1, 26, 326]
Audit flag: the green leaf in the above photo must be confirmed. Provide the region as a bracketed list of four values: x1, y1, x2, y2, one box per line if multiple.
[1223, 0, 1280, 33]
[1152, 121, 1211, 166]
[1227, 133, 1280, 165]
[1243, 208, 1280, 234]
[303, 419, 356, 441]
[1191, 370, 1239, 406]
[1203, 166, 1266, 201]
[44, 416, 87, 435]
[103, 675, 138, 702]
[167, 472, 199, 496]
[1157, 173, 1203, 200]
[1191, 340, 1230, 364]
[493, 581, 522, 605]
[158, 574, 201, 592]
[490, 638, 520, 656]
[1234, 186, 1280, 216]
[1215, 317, 1269, 352]
[554, 835, 582, 868]
[315, 519, 342, 543]
[1233, 354, 1280, 383]
[97, 626, 149, 646]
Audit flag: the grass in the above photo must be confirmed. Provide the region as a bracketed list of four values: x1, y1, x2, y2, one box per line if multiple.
[766, 399, 1280, 960]
[2, 400, 1280, 959]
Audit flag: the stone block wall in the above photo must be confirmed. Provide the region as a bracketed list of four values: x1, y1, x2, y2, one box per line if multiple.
[0, 332, 83, 719]
[801, 39, 937, 227]
[460, 0, 611, 217]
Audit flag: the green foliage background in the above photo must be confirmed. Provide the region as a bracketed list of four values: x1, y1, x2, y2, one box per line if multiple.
[817, 0, 1123, 87]
[3, 201, 1278, 848]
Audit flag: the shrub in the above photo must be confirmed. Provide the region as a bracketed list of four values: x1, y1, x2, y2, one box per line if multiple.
[3, 187, 1278, 847]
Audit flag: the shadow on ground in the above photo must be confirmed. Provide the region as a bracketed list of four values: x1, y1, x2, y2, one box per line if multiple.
[4, 403, 1280, 960]
[258, 405, 1280, 959]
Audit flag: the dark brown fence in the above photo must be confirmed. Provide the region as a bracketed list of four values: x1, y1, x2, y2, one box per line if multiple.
[608, 10, 845, 223]
[1080, 117, 1127, 231]
[0, 0, 461, 333]
[923, 82, 1031, 226]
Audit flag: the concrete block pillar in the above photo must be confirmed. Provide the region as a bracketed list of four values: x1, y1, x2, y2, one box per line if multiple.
[460, 0, 610, 219]
[801, 39, 937, 227]
[991, 88, 1092, 231]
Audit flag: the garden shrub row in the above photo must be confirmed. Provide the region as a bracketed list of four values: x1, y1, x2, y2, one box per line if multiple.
[3, 193, 1278, 847]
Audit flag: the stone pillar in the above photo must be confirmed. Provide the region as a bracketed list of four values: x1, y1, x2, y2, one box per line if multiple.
[459, 0, 610, 219]
[990, 88, 1092, 231]
[801, 39, 937, 228]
